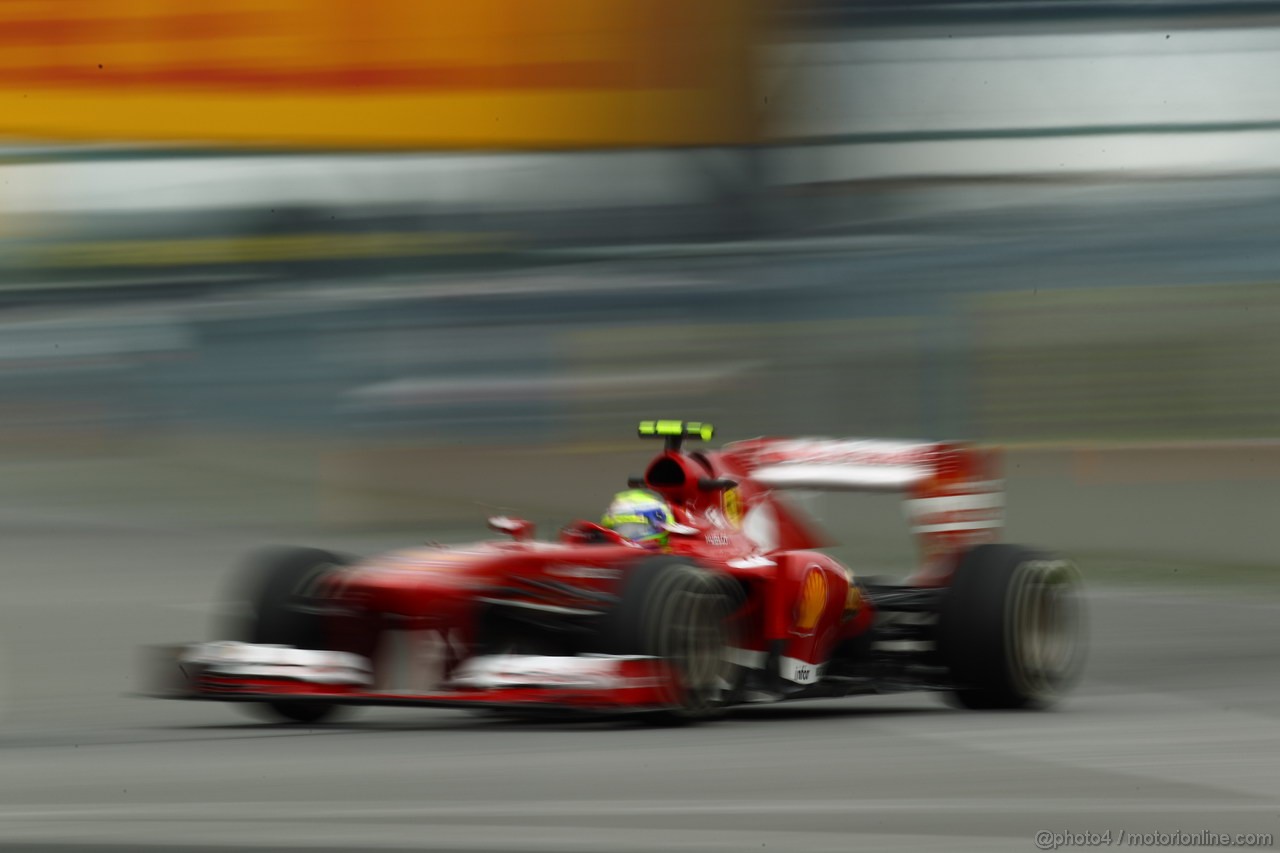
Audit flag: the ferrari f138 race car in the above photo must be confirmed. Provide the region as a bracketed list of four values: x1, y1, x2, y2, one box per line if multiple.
[149, 421, 1086, 723]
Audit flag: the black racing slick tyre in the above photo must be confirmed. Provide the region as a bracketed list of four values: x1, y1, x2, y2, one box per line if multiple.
[938, 544, 1086, 710]
[233, 547, 352, 724]
[607, 558, 744, 724]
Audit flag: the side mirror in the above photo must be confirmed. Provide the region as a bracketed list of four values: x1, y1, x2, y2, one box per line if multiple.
[487, 516, 536, 541]
[559, 521, 639, 547]
[697, 477, 738, 492]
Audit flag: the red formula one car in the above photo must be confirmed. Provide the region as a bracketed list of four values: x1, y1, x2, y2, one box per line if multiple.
[149, 420, 1085, 723]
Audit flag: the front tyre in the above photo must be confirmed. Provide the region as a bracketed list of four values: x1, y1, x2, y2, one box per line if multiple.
[607, 558, 743, 723]
[938, 544, 1086, 710]
[233, 547, 352, 724]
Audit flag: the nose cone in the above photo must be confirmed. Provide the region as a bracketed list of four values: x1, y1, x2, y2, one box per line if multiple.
[336, 545, 505, 616]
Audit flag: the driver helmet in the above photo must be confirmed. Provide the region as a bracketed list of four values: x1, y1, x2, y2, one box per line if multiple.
[601, 489, 674, 548]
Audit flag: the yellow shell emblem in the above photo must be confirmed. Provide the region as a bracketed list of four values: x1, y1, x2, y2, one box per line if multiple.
[795, 568, 828, 632]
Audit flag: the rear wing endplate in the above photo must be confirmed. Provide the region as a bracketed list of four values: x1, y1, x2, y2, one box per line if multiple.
[723, 437, 1003, 555]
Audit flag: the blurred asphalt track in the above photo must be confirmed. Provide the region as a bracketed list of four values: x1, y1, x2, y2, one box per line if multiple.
[0, 525, 1277, 851]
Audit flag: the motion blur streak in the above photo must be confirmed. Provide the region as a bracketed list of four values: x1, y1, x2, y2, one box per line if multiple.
[1, 0, 1279, 851]
[0, 0, 758, 147]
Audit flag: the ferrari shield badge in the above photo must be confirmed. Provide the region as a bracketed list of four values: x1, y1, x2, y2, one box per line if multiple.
[723, 487, 742, 528]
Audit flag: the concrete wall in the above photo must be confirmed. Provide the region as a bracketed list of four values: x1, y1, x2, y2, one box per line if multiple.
[772, 25, 1280, 180]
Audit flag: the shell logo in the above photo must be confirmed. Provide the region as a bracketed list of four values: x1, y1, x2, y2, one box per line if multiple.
[794, 567, 828, 633]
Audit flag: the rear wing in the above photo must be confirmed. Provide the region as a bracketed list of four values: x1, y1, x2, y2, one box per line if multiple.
[722, 437, 1003, 556]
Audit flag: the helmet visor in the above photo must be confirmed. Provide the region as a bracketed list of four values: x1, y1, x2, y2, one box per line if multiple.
[610, 520, 663, 541]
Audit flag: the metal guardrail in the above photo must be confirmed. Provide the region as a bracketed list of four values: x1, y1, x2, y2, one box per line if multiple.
[793, 0, 1280, 27]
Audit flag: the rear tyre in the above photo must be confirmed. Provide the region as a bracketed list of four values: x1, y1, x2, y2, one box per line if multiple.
[607, 557, 743, 723]
[233, 547, 352, 724]
[938, 544, 1086, 710]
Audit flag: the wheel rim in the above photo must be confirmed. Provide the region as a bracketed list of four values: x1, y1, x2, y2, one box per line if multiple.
[1006, 559, 1085, 702]
[655, 574, 737, 714]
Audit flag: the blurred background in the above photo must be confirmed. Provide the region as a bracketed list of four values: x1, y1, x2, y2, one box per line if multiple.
[2, 0, 1279, 568]
[1, 3, 1279, 851]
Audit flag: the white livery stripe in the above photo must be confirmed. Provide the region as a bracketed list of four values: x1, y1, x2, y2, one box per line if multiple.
[753, 463, 928, 492]
[726, 556, 776, 569]
[448, 654, 651, 689]
[906, 493, 1004, 513]
[906, 491, 1003, 536]
[180, 642, 373, 686]
[910, 520, 1004, 534]
[747, 438, 935, 466]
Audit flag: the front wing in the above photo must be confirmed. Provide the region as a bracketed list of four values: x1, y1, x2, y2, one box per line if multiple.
[143, 642, 680, 714]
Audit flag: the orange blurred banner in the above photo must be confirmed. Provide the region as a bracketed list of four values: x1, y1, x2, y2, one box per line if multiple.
[0, 0, 759, 148]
